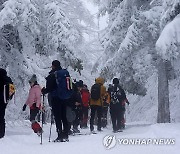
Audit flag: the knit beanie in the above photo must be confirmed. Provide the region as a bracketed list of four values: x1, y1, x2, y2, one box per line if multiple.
[29, 74, 37, 83]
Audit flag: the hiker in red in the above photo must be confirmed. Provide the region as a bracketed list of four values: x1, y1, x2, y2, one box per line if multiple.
[80, 83, 90, 129]
[22, 74, 42, 136]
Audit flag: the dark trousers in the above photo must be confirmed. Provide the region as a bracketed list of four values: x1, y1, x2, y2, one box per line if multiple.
[30, 108, 39, 122]
[90, 105, 102, 131]
[51, 97, 68, 139]
[102, 107, 108, 128]
[110, 103, 123, 131]
[73, 107, 82, 129]
[0, 103, 6, 138]
[81, 106, 88, 127]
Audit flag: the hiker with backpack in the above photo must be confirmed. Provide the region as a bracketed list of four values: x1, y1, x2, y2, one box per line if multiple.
[90, 77, 106, 133]
[70, 81, 83, 134]
[80, 83, 90, 129]
[108, 78, 129, 133]
[0, 68, 15, 139]
[41, 60, 73, 142]
[22, 74, 43, 136]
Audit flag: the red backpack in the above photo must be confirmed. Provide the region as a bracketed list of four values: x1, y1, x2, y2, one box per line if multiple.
[81, 89, 90, 107]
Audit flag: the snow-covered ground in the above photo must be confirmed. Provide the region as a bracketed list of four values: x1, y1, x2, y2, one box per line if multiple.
[0, 122, 179, 154]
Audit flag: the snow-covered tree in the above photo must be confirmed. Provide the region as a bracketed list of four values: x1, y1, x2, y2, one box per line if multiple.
[156, 0, 180, 123]
[95, 0, 180, 123]
[0, 0, 94, 121]
[0, 0, 94, 79]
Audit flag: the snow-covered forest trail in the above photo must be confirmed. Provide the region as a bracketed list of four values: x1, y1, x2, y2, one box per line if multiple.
[1, 122, 180, 154]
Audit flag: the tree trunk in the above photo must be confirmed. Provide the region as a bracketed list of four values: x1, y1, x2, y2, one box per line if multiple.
[157, 59, 170, 123]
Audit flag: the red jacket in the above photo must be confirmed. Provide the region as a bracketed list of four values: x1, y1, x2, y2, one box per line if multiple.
[81, 88, 90, 107]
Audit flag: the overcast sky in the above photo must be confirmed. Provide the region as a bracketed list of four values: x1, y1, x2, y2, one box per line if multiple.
[82, 0, 108, 30]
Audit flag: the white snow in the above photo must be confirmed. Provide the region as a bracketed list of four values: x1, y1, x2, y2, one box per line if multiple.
[156, 14, 180, 60]
[0, 122, 179, 154]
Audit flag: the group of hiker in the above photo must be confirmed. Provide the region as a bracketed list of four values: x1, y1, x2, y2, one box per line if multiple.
[0, 60, 129, 142]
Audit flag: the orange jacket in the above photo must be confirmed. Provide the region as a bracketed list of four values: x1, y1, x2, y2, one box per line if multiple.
[90, 77, 106, 106]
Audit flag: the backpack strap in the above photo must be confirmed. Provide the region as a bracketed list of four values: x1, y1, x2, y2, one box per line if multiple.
[54, 71, 58, 84]
[66, 77, 70, 90]
[3, 85, 7, 104]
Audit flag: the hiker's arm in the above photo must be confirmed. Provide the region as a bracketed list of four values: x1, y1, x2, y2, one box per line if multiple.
[42, 74, 56, 94]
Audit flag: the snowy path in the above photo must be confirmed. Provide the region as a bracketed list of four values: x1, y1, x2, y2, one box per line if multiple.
[0, 122, 180, 154]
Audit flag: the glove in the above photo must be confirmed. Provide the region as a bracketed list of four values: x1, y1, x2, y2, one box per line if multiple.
[41, 87, 46, 95]
[22, 104, 27, 111]
[127, 101, 130, 105]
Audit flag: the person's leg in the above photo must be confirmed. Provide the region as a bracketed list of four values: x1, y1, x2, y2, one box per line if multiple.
[30, 108, 39, 122]
[90, 106, 96, 131]
[102, 107, 108, 128]
[72, 108, 80, 133]
[61, 101, 69, 140]
[30, 108, 42, 133]
[80, 106, 85, 128]
[117, 105, 123, 131]
[67, 122, 73, 135]
[0, 104, 6, 138]
[51, 97, 62, 139]
[120, 110, 125, 129]
[97, 106, 102, 131]
[84, 107, 89, 127]
[110, 104, 117, 132]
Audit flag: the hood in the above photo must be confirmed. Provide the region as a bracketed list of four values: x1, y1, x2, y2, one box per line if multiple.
[95, 77, 105, 85]
[0, 68, 7, 78]
[32, 85, 41, 90]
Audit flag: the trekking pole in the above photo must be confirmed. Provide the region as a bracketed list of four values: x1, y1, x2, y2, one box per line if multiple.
[48, 109, 53, 142]
[40, 94, 45, 145]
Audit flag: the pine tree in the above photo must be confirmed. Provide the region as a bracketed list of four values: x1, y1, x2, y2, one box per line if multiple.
[156, 0, 180, 123]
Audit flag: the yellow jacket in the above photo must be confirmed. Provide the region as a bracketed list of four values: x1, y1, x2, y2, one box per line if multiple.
[104, 92, 111, 105]
[90, 77, 106, 106]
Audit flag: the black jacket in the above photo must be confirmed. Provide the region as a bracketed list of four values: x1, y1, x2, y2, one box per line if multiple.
[42, 68, 60, 95]
[0, 73, 12, 104]
[65, 83, 82, 109]
[109, 84, 126, 105]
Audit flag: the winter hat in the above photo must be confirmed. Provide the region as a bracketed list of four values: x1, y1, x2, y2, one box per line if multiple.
[0, 68, 7, 77]
[52, 60, 61, 68]
[75, 81, 83, 88]
[78, 80, 84, 87]
[29, 74, 37, 83]
[113, 78, 119, 85]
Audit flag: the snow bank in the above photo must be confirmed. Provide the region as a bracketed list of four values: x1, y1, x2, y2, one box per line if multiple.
[0, 122, 179, 154]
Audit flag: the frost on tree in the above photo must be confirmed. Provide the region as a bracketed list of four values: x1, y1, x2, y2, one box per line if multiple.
[0, 0, 94, 121]
[94, 0, 180, 123]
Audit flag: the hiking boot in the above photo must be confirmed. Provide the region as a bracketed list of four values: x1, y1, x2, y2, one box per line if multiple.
[53, 137, 69, 142]
[97, 128, 102, 132]
[31, 122, 42, 134]
[68, 130, 74, 135]
[63, 137, 69, 142]
[121, 125, 125, 130]
[117, 129, 123, 132]
[113, 130, 118, 133]
[72, 128, 80, 133]
[90, 125, 94, 132]
[53, 136, 63, 142]
[91, 130, 97, 134]
[36, 128, 43, 136]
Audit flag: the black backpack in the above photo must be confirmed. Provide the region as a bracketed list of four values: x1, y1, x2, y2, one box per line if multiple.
[91, 83, 101, 100]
